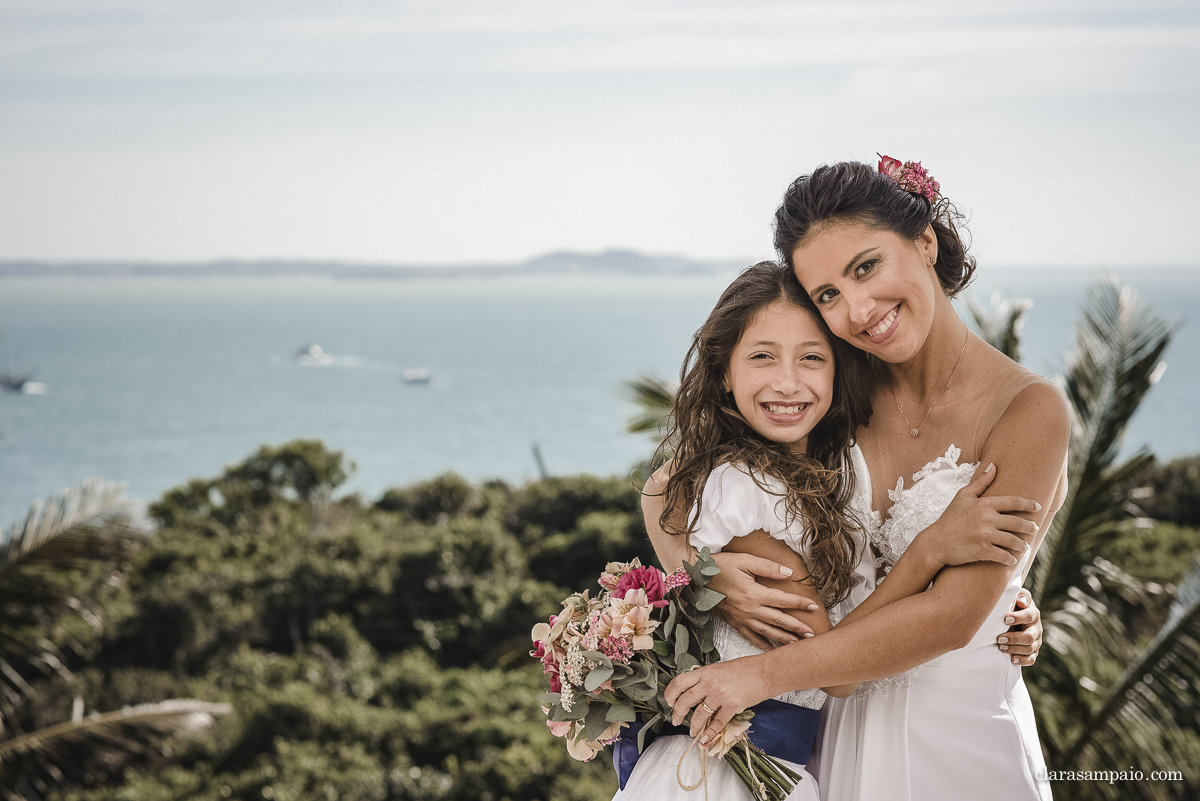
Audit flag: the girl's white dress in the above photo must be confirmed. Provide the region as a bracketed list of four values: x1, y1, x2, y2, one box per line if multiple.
[613, 446, 877, 801]
[811, 444, 1052, 801]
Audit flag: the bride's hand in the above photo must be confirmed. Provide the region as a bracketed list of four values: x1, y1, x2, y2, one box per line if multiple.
[709, 552, 820, 649]
[913, 463, 1042, 569]
[998, 588, 1043, 667]
[666, 657, 773, 745]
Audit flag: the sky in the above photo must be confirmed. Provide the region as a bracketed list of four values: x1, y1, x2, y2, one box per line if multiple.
[0, 0, 1197, 267]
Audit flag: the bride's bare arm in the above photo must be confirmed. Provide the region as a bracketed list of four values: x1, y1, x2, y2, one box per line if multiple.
[836, 462, 1040, 627]
[668, 382, 1070, 741]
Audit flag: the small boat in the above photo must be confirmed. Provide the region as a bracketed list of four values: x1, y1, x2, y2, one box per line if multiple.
[294, 344, 334, 366]
[0, 372, 31, 393]
[402, 368, 432, 384]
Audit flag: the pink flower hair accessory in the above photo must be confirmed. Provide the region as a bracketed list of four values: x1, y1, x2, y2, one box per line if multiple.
[877, 153, 940, 204]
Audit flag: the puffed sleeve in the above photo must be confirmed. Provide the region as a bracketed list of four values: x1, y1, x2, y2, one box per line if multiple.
[688, 463, 787, 554]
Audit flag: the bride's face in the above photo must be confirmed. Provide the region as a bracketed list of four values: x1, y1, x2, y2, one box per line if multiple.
[791, 221, 939, 363]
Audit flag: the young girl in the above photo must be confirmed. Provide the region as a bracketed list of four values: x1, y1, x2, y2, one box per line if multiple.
[614, 261, 1037, 800]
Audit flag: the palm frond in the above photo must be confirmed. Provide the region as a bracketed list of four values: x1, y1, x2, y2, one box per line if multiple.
[622, 374, 677, 439]
[1051, 560, 1200, 799]
[1029, 280, 1178, 609]
[0, 700, 231, 799]
[963, 292, 1032, 362]
[0, 481, 149, 737]
[1, 479, 147, 575]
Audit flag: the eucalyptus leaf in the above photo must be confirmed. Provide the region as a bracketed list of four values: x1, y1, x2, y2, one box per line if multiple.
[638, 713, 663, 753]
[664, 600, 678, 639]
[606, 703, 637, 723]
[539, 692, 561, 705]
[652, 640, 670, 657]
[581, 650, 612, 669]
[694, 587, 725, 612]
[550, 702, 588, 722]
[583, 702, 613, 741]
[584, 666, 614, 692]
[676, 652, 699, 672]
[674, 625, 690, 658]
[624, 681, 659, 702]
[699, 564, 721, 576]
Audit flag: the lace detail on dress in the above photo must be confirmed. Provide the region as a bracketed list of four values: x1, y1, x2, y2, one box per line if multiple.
[713, 618, 827, 710]
[858, 445, 979, 697]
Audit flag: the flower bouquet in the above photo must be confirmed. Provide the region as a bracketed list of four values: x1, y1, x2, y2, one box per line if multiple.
[531, 549, 803, 800]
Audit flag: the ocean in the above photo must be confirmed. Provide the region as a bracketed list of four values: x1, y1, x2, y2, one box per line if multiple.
[1, 267, 1197, 525]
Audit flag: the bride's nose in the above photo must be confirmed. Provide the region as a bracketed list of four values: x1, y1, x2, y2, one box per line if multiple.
[845, 287, 876, 328]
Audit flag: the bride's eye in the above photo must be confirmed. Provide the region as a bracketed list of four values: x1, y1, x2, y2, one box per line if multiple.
[816, 288, 838, 305]
[854, 259, 878, 278]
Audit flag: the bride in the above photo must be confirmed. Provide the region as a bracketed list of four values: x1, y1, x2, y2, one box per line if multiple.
[649, 157, 1065, 800]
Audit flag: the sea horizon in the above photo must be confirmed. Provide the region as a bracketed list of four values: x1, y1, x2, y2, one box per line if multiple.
[2, 264, 1197, 526]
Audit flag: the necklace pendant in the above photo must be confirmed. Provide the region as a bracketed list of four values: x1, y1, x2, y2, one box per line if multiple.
[910, 428, 919, 437]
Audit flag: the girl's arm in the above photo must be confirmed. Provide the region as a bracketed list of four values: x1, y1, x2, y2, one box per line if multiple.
[720, 530, 859, 697]
[668, 382, 1070, 743]
[642, 468, 821, 647]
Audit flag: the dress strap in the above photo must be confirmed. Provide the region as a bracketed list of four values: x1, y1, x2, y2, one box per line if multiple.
[969, 370, 1057, 462]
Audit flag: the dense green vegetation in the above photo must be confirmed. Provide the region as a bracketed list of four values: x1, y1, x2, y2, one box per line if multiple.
[6, 441, 664, 801]
[5, 437, 1195, 801]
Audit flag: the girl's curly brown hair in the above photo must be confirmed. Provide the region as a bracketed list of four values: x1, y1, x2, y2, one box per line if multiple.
[653, 261, 874, 607]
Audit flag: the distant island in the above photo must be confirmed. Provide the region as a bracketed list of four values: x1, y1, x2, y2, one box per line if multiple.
[0, 250, 744, 281]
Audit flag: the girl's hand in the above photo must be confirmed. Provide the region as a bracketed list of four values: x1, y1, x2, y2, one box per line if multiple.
[709, 552, 820, 649]
[665, 658, 773, 745]
[998, 588, 1043, 666]
[915, 463, 1042, 569]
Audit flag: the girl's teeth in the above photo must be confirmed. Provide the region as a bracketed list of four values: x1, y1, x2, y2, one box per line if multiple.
[767, 404, 807, 414]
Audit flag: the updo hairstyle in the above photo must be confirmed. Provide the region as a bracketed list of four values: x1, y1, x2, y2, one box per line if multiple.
[773, 161, 976, 298]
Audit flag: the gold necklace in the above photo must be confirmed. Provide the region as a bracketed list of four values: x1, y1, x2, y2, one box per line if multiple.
[891, 329, 969, 437]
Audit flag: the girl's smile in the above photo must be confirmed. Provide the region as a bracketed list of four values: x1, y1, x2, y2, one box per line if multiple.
[725, 300, 834, 454]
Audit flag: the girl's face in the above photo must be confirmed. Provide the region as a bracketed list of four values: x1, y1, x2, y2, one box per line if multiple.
[791, 221, 939, 363]
[725, 300, 835, 454]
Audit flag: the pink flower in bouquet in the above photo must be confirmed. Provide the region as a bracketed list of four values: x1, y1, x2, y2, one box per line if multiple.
[549, 672, 561, 693]
[542, 708, 573, 738]
[598, 559, 641, 590]
[599, 635, 633, 664]
[610, 589, 660, 650]
[615, 566, 670, 608]
[664, 568, 690, 590]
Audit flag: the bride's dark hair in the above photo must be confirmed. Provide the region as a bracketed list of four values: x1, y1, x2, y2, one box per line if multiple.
[652, 261, 872, 606]
[774, 161, 976, 298]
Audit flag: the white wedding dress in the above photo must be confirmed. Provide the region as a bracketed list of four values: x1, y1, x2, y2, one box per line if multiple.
[811, 444, 1052, 801]
[613, 448, 877, 801]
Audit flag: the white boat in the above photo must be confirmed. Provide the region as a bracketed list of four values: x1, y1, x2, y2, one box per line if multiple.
[402, 368, 432, 384]
[294, 344, 334, 366]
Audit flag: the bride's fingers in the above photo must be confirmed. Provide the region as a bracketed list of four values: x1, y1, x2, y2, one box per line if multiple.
[689, 702, 718, 738]
[669, 682, 711, 726]
[699, 705, 737, 748]
[752, 587, 820, 615]
[665, 671, 701, 715]
[985, 495, 1042, 515]
[733, 624, 775, 651]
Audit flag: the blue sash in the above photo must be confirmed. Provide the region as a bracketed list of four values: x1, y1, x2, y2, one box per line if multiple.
[612, 698, 820, 790]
